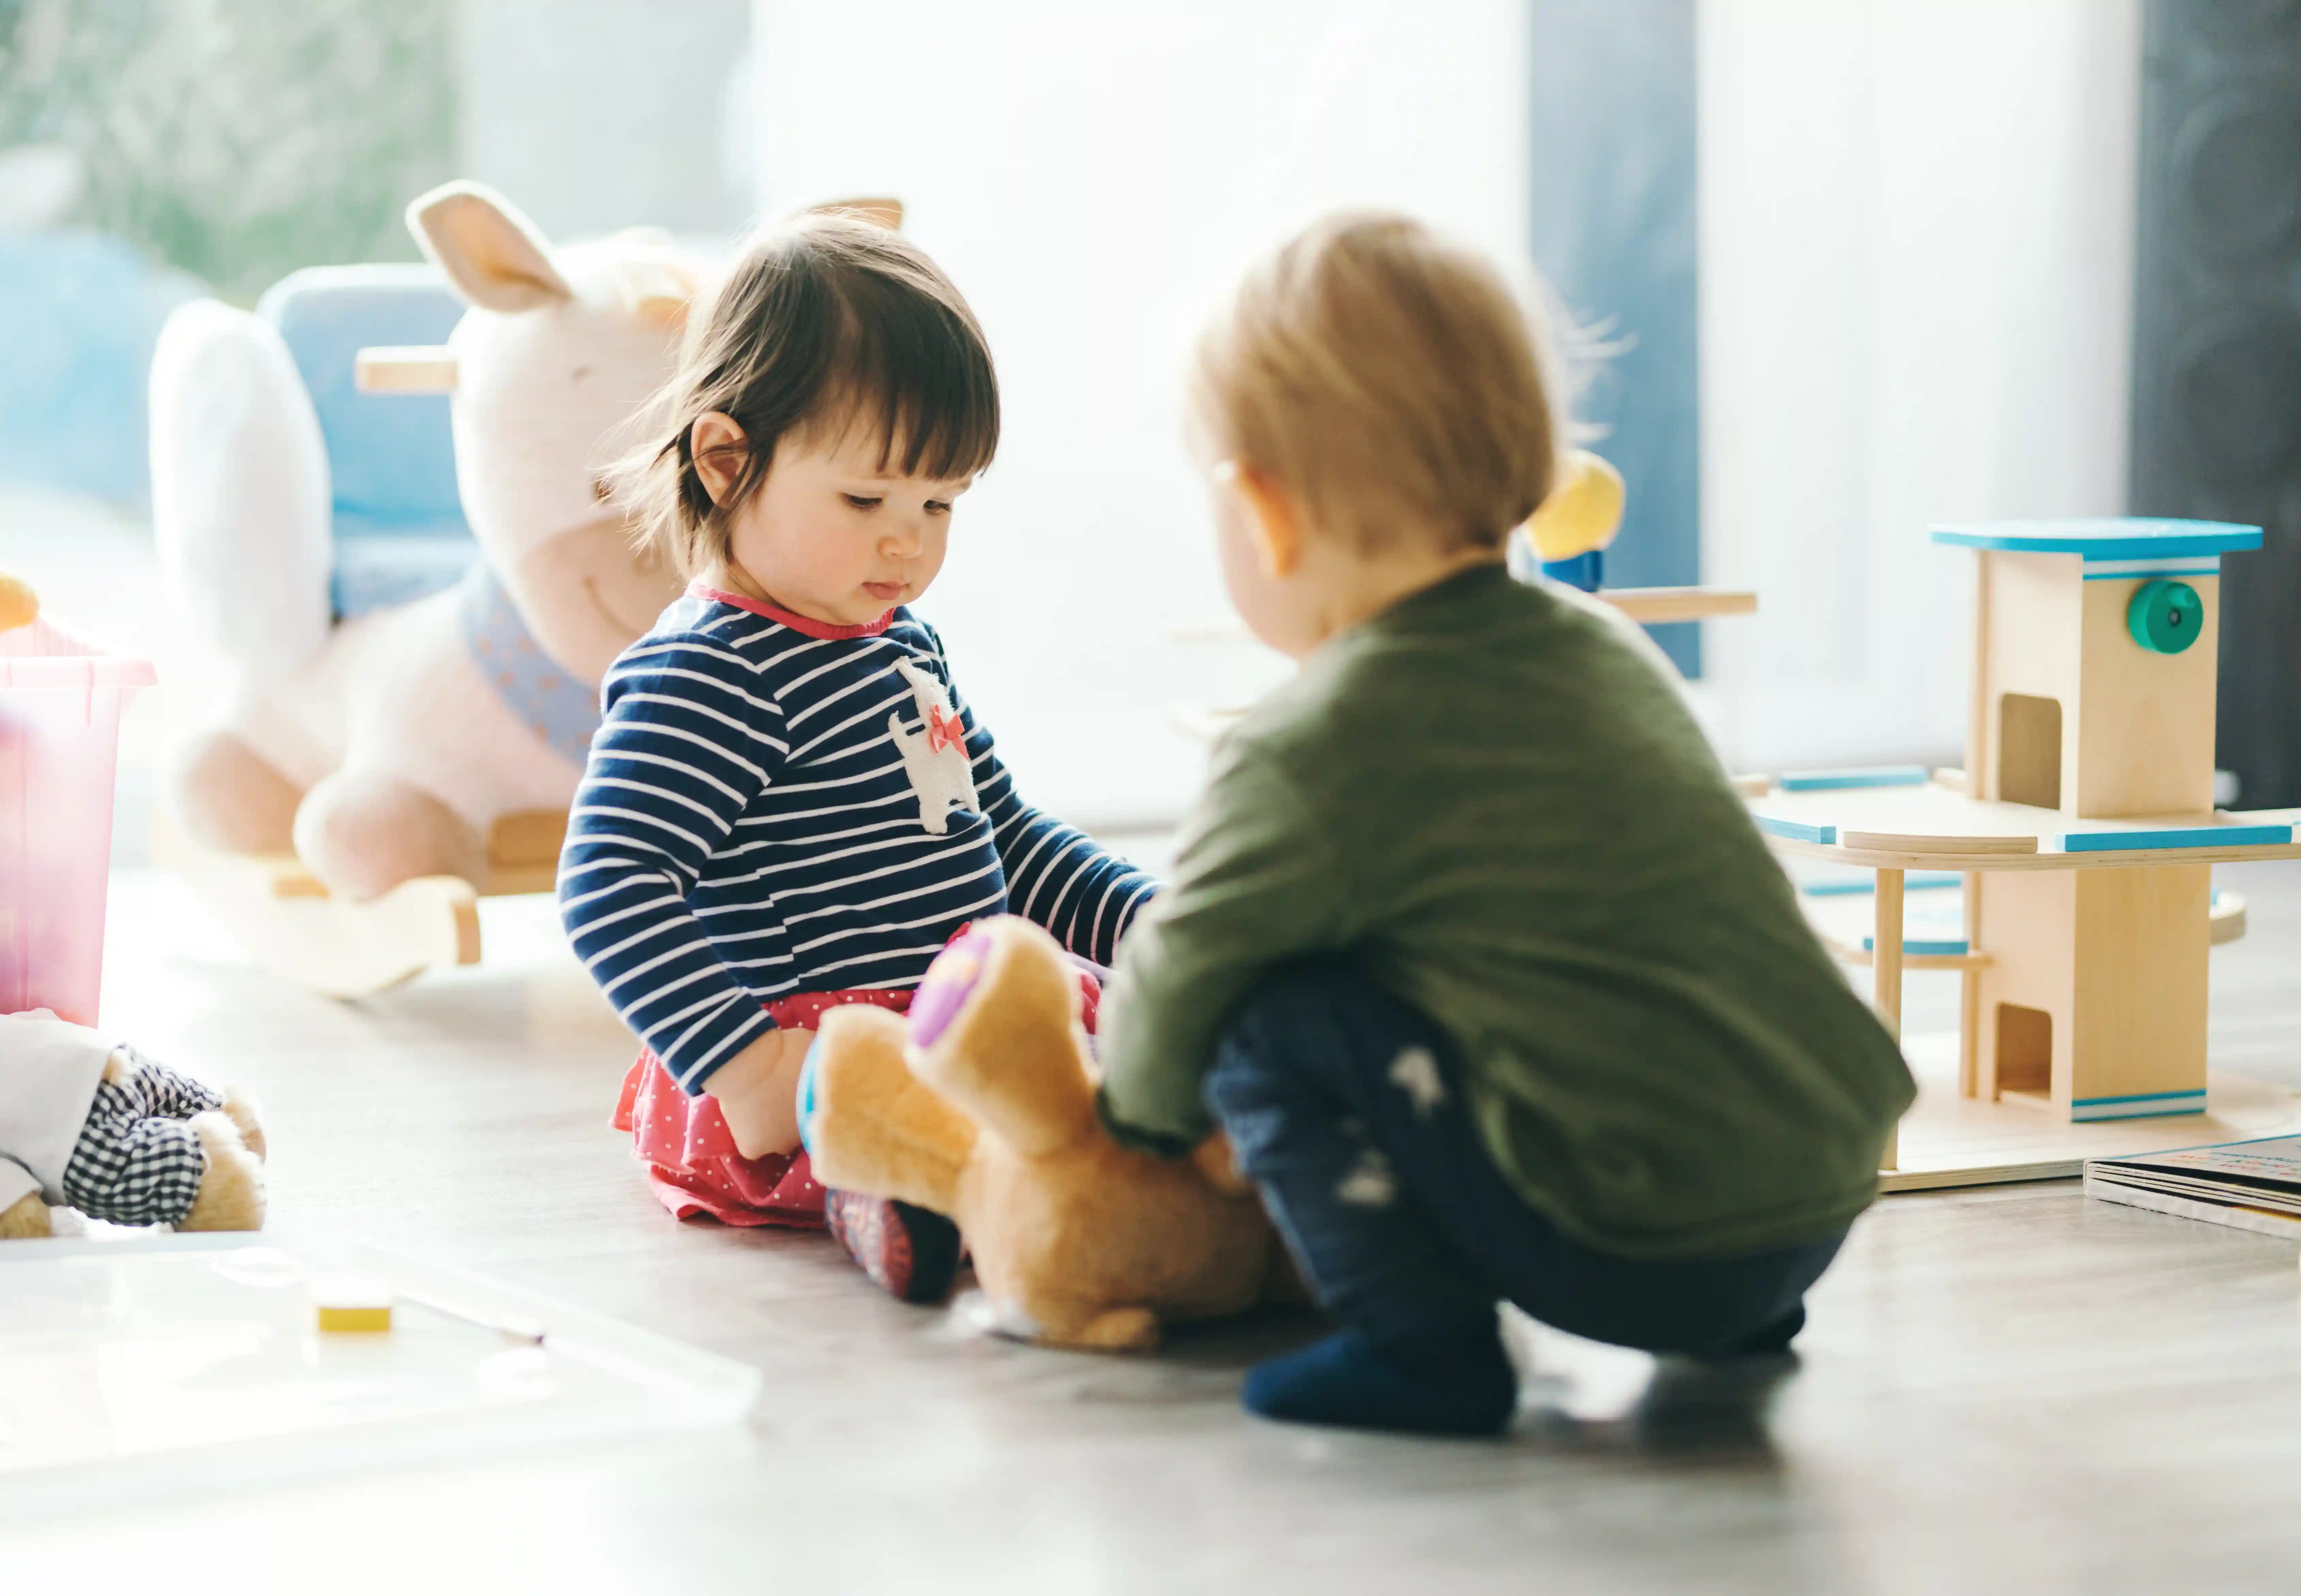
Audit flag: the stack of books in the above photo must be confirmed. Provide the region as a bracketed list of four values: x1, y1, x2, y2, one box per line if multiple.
[2085, 1137, 2301, 1238]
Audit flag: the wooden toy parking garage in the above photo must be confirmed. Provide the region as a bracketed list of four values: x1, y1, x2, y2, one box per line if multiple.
[1750, 519, 2301, 1189]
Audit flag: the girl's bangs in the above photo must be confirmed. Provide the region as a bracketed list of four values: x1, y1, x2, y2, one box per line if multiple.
[815, 287, 999, 481]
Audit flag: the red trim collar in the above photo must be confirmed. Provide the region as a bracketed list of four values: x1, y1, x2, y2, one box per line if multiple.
[687, 582, 893, 639]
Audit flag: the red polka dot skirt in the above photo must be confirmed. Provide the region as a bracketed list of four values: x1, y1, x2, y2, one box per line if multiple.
[612, 988, 912, 1228]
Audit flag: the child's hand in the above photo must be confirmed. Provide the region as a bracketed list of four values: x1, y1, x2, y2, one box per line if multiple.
[707, 1027, 817, 1159]
[1191, 1131, 1256, 1197]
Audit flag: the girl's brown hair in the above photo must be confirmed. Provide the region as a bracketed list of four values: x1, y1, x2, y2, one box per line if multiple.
[617, 211, 1000, 578]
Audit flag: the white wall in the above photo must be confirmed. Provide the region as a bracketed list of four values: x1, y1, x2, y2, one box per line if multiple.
[753, 0, 2144, 810]
[754, 0, 1532, 826]
[462, 0, 753, 242]
[1694, 0, 2144, 773]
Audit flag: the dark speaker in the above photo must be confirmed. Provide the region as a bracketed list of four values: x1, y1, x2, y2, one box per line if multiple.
[2130, 0, 2301, 803]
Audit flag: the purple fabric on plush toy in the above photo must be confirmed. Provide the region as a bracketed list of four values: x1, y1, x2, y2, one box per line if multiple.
[909, 925, 997, 1049]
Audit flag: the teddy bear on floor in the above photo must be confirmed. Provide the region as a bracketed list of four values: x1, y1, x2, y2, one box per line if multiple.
[801, 917, 1280, 1351]
[0, 1011, 267, 1239]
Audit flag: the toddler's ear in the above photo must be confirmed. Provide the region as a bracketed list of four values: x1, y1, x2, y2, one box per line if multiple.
[1233, 466, 1304, 579]
[690, 412, 751, 504]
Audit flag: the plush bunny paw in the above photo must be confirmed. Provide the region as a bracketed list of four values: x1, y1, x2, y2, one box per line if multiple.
[221, 1087, 267, 1161]
[1067, 1306, 1161, 1353]
[181, 1112, 267, 1232]
[0, 1191, 53, 1239]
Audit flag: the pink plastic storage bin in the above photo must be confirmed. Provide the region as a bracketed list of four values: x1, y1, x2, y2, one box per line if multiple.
[0, 617, 155, 1025]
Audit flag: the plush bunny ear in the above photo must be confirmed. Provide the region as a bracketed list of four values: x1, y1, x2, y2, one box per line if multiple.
[607, 256, 702, 332]
[407, 181, 574, 311]
[811, 196, 904, 230]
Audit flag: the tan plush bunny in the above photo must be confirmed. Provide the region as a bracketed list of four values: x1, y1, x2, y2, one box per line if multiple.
[804, 917, 1281, 1350]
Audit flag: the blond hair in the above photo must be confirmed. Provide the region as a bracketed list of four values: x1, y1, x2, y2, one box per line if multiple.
[614, 211, 999, 580]
[1192, 212, 1565, 555]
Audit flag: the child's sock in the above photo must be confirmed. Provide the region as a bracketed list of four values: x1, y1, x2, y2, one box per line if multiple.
[1242, 1322, 1516, 1437]
[1717, 1303, 1805, 1358]
[824, 1190, 963, 1305]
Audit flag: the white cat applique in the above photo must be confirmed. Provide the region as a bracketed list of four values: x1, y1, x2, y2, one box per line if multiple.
[889, 658, 980, 834]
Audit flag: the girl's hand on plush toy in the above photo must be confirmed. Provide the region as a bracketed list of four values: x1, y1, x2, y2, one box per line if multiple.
[708, 1027, 817, 1158]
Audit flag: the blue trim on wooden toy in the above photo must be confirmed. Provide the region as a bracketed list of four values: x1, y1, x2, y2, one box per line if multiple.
[1778, 764, 1931, 791]
[1858, 934, 1970, 956]
[2070, 1089, 2208, 1123]
[1928, 518, 2261, 559]
[2082, 557, 2220, 581]
[2060, 823, 2292, 852]
[1755, 816, 1835, 844]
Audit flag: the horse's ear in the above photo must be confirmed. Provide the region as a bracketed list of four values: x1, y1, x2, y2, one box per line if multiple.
[408, 181, 574, 312]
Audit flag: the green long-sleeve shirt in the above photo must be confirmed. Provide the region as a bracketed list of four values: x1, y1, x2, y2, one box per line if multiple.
[1099, 563, 1914, 1261]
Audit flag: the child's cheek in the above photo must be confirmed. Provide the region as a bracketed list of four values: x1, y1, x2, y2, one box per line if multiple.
[1216, 511, 1268, 614]
[916, 522, 951, 585]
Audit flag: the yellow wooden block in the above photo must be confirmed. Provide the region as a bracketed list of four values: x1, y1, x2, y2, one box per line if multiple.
[311, 1275, 394, 1332]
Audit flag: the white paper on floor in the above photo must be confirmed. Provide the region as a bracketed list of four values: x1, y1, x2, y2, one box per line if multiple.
[0, 1232, 757, 1512]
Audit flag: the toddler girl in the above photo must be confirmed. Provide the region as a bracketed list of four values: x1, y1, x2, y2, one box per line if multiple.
[560, 212, 1154, 1299]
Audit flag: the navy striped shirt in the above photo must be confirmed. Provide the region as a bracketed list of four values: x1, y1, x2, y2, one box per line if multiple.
[558, 586, 1158, 1091]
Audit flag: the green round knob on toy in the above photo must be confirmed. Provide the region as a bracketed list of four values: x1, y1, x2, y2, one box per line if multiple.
[2128, 578, 2203, 655]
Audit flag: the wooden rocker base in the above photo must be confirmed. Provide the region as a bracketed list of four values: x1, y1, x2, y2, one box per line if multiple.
[1880, 1033, 2301, 1193]
[157, 809, 566, 998]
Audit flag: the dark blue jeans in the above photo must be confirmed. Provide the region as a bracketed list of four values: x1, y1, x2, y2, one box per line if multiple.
[1204, 960, 1846, 1357]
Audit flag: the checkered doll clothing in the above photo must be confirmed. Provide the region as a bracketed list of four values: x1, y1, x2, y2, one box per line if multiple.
[63, 1047, 223, 1227]
[0, 1014, 219, 1227]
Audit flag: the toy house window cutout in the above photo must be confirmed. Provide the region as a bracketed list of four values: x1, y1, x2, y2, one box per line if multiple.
[1996, 1001, 2053, 1099]
[1999, 693, 2062, 810]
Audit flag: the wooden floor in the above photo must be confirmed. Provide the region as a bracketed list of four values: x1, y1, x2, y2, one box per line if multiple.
[6, 856, 2301, 1593]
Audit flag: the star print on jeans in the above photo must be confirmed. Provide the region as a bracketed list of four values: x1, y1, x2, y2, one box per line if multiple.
[1334, 1147, 1397, 1208]
[1388, 1046, 1446, 1117]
